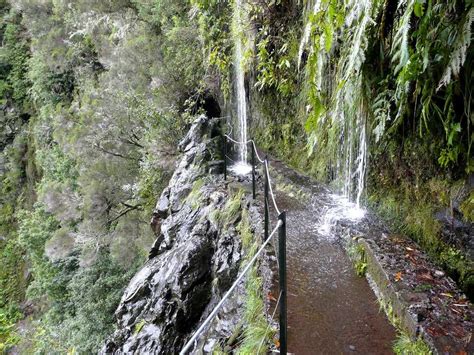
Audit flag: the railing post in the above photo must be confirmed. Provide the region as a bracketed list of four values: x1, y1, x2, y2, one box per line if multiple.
[264, 157, 269, 242]
[251, 142, 256, 199]
[278, 211, 287, 355]
[223, 135, 227, 181]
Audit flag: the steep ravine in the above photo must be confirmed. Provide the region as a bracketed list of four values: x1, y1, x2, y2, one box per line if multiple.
[101, 116, 271, 354]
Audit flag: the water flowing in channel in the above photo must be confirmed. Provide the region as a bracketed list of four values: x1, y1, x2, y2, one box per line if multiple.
[230, 0, 252, 176]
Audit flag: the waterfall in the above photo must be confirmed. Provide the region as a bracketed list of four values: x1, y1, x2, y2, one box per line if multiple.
[235, 0, 248, 163]
[298, 1, 372, 207]
[341, 114, 367, 208]
[354, 118, 367, 207]
[230, 0, 251, 175]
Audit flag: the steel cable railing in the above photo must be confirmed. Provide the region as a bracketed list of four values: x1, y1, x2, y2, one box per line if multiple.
[179, 134, 288, 355]
[224, 134, 265, 164]
[265, 160, 281, 215]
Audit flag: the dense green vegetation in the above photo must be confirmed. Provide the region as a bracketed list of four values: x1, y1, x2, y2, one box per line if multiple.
[0, 0, 206, 352]
[0, 0, 472, 353]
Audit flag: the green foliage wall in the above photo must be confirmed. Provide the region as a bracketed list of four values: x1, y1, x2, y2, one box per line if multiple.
[190, 0, 473, 298]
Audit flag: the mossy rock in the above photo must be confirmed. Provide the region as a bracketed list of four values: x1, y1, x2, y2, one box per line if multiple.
[459, 191, 474, 223]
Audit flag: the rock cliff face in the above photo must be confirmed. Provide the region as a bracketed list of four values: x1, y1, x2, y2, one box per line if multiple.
[102, 116, 248, 354]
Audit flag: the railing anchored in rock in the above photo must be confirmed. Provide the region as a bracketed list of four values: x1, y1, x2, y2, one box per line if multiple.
[180, 135, 288, 355]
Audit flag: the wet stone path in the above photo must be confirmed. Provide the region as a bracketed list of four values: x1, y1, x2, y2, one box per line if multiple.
[267, 158, 396, 354]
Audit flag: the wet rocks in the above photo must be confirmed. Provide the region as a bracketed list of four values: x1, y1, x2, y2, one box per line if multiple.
[101, 116, 246, 354]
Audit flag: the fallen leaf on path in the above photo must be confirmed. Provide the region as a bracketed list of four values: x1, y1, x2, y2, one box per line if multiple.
[267, 292, 277, 302]
[394, 271, 403, 282]
[417, 272, 434, 283]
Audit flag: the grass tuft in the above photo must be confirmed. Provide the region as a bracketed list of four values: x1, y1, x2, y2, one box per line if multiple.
[393, 332, 432, 355]
[347, 242, 368, 276]
[236, 267, 275, 354]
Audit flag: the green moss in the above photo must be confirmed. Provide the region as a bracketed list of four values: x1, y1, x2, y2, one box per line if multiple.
[402, 204, 440, 253]
[393, 332, 432, 355]
[188, 178, 206, 209]
[459, 191, 474, 222]
[221, 189, 244, 226]
[275, 181, 309, 203]
[134, 319, 146, 335]
[348, 242, 368, 277]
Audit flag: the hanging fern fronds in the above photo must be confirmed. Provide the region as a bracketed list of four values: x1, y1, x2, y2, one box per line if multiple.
[297, 0, 322, 69]
[391, 0, 415, 74]
[342, 13, 371, 81]
[372, 81, 394, 143]
[437, 7, 474, 90]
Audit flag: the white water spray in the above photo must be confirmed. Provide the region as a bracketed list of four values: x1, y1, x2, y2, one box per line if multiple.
[317, 194, 366, 238]
[341, 115, 367, 208]
[354, 118, 367, 207]
[296, 1, 371, 237]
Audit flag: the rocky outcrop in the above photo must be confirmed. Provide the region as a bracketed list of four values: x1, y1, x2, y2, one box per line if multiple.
[102, 116, 247, 354]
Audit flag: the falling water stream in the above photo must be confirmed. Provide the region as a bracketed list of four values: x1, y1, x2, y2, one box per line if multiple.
[230, 0, 252, 176]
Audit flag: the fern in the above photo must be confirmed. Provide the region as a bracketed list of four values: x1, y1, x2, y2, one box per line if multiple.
[297, 0, 322, 69]
[437, 7, 474, 90]
[343, 13, 371, 80]
[391, 0, 416, 74]
[372, 84, 394, 143]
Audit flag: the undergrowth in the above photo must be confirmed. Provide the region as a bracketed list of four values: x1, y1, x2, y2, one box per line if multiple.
[368, 185, 474, 300]
[347, 241, 368, 277]
[234, 208, 275, 354]
[378, 291, 432, 354]
[393, 332, 432, 355]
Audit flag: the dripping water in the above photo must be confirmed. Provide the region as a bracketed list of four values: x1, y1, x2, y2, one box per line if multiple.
[297, 5, 369, 233]
[342, 113, 367, 208]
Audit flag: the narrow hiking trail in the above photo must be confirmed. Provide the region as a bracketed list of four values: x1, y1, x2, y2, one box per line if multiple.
[267, 158, 396, 354]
